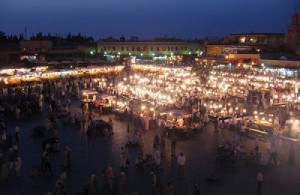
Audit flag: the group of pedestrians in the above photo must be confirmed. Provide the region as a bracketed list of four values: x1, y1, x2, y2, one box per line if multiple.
[1, 66, 297, 195]
[0, 122, 22, 182]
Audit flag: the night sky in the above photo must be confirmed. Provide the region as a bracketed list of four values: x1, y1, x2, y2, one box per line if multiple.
[0, 0, 298, 40]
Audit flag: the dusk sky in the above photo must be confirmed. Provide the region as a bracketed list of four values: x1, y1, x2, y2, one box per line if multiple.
[0, 0, 298, 40]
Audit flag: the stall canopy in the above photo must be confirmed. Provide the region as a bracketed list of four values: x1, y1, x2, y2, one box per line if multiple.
[165, 109, 191, 118]
[81, 90, 98, 95]
[100, 94, 116, 99]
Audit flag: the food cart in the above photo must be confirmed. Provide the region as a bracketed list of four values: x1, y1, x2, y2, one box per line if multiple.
[81, 90, 99, 103]
[204, 101, 247, 122]
[161, 109, 192, 138]
[99, 93, 117, 114]
[238, 115, 274, 139]
[228, 86, 246, 102]
[112, 95, 132, 120]
[79, 90, 100, 112]
[277, 118, 300, 143]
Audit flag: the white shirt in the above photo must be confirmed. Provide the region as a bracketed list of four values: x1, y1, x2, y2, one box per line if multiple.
[15, 126, 19, 133]
[257, 172, 263, 182]
[177, 155, 186, 166]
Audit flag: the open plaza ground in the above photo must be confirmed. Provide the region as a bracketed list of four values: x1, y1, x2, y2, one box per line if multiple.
[0, 64, 300, 195]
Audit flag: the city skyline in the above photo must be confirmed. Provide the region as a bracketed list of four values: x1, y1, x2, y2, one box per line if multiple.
[0, 0, 298, 40]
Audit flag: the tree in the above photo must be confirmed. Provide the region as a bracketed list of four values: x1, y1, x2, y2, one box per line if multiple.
[67, 32, 72, 40]
[0, 31, 6, 43]
[86, 36, 94, 43]
[19, 33, 24, 40]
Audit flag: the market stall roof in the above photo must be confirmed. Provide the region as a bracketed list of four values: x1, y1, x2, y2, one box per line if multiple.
[47, 61, 60, 65]
[162, 109, 191, 118]
[61, 60, 73, 64]
[265, 64, 300, 70]
[88, 59, 106, 63]
[87, 65, 100, 69]
[100, 93, 116, 99]
[81, 89, 98, 95]
[75, 60, 85, 64]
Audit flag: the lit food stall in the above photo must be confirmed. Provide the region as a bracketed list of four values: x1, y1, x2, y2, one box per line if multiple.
[239, 111, 275, 138]
[204, 101, 247, 122]
[161, 109, 192, 136]
[0, 75, 19, 85]
[21, 72, 41, 83]
[81, 90, 99, 103]
[113, 95, 131, 120]
[39, 70, 61, 80]
[99, 93, 117, 113]
[228, 86, 247, 101]
[0, 68, 17, 76]
[0, 66, 125, 85]
[277, 118, 300, 142]
[161, 109, 192, 138]
[33, 66, 48, 72]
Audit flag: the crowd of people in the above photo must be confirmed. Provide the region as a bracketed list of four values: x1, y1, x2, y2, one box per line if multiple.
[0, 72, 197, 194]
[0, 64, 298, 194]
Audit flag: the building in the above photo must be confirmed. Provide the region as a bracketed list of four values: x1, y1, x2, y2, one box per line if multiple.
[285, 10, 300, 53]
[203, 32, 285, 66]
[97, 38, 204, 57]
[204, 44, 262, 66]
[18, 40, 97, 62]
[205, 32, 285, 56]
[0, 43, 19, 64]
[19, 40, 53, 61]
[20, 40, 53, 53]
[205, 44, 255, 57]
[222, 33, 285, 50]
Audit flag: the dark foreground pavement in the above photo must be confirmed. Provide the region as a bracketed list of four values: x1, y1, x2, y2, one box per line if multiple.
[0, 101, 300, 195]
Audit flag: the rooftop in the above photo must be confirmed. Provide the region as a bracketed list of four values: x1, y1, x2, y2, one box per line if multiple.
[229, 32, 285, 36]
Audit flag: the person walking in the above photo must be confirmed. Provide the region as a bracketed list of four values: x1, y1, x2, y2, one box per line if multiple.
[105, 164, 114, 191]
[43, 155, 53, 176]
[214, 117, 219, 132]
[0, 162, 9, 182]
[160, 135, 166, 159]
[87, 126, 93, 150]
[204, 112, 209, 127]
[177, 152, 186, 178]
[166, 182, 175, 195]
[127, 123, 130, 143]
[191, 181, 201, 195]
[150, 172, 157, 195]
[14, 157, 22, 178]
[256, 170, 263, 195]
[8, 148, 15, 171]
[88, 174, 98, 195]
[14, 126, 19, 144]
[120, 147, 127, 169]
[15, 107, 20, 120]
[289, 143, 295, 164]
[108, 118, 114, 135]
[118, 172, 126, 195]
[153, 147, 161, 169]
[62, 146, 72, 170]
[171, 134, 177, 157]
